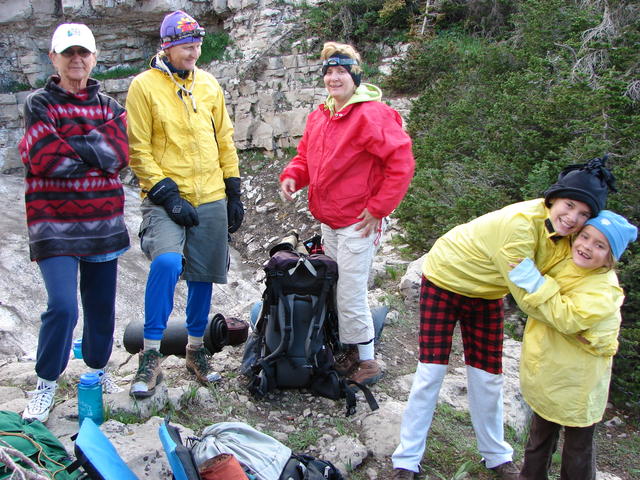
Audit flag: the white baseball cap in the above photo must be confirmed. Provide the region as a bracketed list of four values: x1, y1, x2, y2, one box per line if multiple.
[50, 23, 97, 54]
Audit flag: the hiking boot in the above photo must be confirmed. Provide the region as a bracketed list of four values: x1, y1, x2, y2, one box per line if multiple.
[23, 381, 57, 422]
[129, 349, 164, 399]
[391, 468, 415, 480]
[488, 461, 519, 480]
[97, 370, 123, 394]
[334, 345, 359, 376]
[185, 345, 222, 385]
[349, 359, 383, 385]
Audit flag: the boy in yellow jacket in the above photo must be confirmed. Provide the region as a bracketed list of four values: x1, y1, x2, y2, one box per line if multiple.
[510, 210, 637, 479]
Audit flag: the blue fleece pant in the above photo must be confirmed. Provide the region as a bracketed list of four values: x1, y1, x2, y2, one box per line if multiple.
[36, 256, 117, 381]
[143, 252, 212, 340]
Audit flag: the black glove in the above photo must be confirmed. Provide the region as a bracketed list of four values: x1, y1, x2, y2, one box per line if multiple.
[224, 177, 244, 233]
[147, 177, 199, 228]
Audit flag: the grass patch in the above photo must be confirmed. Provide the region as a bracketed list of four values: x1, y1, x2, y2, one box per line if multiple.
[105, 407, 142, 425]
[593, 423, 640, 479]
[0, 81, 31, 93]
[287, 420, 321, 450]
[331, 417, 356, 437]
[93, 66, 141, 81]
[423, 403, 525, 479]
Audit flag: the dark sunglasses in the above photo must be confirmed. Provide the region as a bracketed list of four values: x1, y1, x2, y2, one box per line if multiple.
[161, 27, 206, 45]
[60, 47, 93, 58]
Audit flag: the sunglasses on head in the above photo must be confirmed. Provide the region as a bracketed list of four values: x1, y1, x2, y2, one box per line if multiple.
[60, 47, 93, 58]
[162, 27, 206, 44]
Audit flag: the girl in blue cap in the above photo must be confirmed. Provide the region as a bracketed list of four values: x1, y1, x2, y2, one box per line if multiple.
[509, 210, 637, 479]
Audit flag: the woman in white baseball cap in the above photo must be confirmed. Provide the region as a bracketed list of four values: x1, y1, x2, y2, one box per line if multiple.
[18, 23, 130, 422]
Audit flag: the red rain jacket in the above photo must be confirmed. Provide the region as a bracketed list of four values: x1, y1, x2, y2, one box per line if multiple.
[280, 95, 414, 229]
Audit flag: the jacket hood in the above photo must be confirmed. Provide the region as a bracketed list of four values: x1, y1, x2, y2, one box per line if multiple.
[325, 83, 382, 114]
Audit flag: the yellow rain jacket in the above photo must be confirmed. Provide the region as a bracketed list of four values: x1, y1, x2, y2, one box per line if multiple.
[423, 199, 571, 306]
[518, 259, 624, 426]
[126, 55, 239, 206]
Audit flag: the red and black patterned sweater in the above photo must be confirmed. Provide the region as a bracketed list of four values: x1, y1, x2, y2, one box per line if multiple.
[18, 76, 130, 261]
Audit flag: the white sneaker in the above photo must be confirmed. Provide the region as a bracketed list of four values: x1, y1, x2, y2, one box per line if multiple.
[97, 370, 123, 394]
[23, 381, 57, 422]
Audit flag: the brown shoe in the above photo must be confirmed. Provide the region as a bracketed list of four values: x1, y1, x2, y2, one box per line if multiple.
[349, 359, 383, 385]
[334, 345, 359, 376]
[185, 345, 222, 384]
[129, 349, 164, 399]
[391, 468, 415, 479]
[489, 461, 519, 480]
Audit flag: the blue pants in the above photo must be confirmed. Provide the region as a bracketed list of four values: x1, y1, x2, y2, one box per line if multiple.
[36, 256, 118, 381]
[143, 252, 212, 340]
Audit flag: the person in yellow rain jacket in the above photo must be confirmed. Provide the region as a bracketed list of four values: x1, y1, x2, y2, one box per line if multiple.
[510, 210, 637, 480]
[126, 10, 243, 398]
[391, 157, 617, 480]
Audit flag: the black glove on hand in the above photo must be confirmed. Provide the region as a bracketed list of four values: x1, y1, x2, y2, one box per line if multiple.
[147, 177, 199, 228]
[224, 177, 244, 233]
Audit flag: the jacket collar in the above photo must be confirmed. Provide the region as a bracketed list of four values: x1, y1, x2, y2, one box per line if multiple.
[46, 75, 100, 101]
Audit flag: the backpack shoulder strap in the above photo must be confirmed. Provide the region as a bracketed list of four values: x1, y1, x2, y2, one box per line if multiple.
[343, 379, 380, 416]
[304, 272, 336, 361]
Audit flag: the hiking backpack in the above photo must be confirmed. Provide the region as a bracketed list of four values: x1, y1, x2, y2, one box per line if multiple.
[243, 249, 378, 416]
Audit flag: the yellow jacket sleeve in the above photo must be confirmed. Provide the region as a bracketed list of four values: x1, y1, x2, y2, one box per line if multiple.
[517, 261, 623, 336]
[126, 76, 166, 192]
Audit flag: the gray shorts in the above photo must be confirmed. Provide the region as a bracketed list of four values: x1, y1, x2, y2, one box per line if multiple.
[138, 198, 229, 283]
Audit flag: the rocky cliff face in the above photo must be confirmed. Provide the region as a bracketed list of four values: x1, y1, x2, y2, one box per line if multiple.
[1, 0, 340, 172]
[0, 0, 410, 173]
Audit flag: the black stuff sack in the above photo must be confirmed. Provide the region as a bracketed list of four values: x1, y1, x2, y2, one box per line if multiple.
[279, 454, 344, 480]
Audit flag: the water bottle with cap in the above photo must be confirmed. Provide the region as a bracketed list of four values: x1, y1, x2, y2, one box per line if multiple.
[72, 338, 83, 359]
[78, 372, 104, 425]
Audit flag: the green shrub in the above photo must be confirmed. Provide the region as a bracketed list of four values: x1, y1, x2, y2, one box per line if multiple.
[389, 0, 640, 408]
[198, 31, 231, 65]
[301, 0, 420, 49]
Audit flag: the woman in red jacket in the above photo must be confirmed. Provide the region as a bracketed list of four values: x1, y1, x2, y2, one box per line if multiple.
[280, 41, 415, 384]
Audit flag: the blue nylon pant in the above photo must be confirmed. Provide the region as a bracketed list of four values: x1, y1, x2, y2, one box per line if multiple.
[36, 256, 118, 381]
[142, 252, 213, 340]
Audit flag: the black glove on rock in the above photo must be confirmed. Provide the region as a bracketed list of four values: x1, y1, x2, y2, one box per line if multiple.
[147, 177, 199, 228]
[224, 177, 244, 233]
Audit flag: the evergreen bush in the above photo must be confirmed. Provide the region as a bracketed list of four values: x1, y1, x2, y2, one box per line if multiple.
[385, 0, 640, 410]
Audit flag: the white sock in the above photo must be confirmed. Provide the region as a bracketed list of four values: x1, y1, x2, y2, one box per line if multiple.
[357, 341, 375, 361]
[36, 377, 57, 389]
[187, 336, 204, 349]
[143, 339, 161, 351]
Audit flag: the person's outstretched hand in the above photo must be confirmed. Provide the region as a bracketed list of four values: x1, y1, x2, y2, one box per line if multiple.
[280, 177, 297, 201]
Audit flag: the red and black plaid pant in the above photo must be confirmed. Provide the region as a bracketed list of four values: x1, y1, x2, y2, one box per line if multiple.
[419, 276, 504, 374]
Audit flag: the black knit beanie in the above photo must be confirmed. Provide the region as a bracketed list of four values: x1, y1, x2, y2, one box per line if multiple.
[544, 155, 617, 217]
[321, 53, 362, 87]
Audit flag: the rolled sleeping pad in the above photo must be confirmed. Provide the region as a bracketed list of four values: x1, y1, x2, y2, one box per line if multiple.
[248, 300, 389, 343]
[122, 313, 228, 357]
